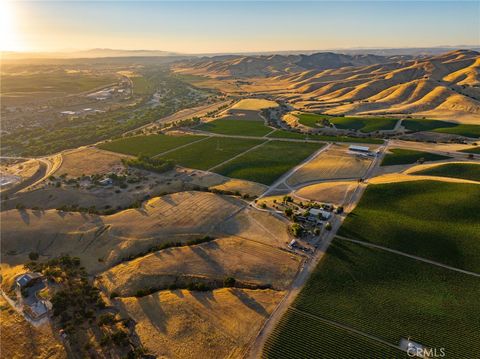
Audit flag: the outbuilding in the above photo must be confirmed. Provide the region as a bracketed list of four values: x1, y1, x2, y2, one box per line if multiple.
[348, 145, 370, 153]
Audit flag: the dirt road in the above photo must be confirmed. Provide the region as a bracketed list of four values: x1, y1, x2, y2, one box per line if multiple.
[245, 142, 387, 358]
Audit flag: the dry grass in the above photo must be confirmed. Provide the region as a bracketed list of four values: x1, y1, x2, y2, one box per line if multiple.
[368, 173, 479, 185]
[56, 147, 125, 178]
[100, 236, 300, 296]
[286, 144, 373, 186]
[210, 178, 267, 197]
[1, 159, 39, 179]
[117, 288, 284, 359]
[214, 206, 292, 248]
[1, 191, 291, 274]
[0, 296, 66, 359]
[1, 191, 246, 273]
[388, 140, 474, 153]
[231, 99, 278, 111]
[294, 181, 357, 205]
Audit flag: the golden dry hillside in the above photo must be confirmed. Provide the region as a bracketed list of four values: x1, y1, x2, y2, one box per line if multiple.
[1, 191, 292, 273]
[99, 236, 300, 296]
[117, 288, 284, 359]
[174, 50, 480, 123]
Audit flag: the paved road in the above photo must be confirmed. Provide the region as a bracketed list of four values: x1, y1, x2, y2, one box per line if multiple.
[1, 160, 48, 197]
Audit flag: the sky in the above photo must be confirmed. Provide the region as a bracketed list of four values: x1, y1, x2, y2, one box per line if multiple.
[2, 1, 479, 53]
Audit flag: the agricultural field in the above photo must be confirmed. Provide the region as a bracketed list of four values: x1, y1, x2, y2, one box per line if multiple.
[197, 119, 272, 136]
[100, 236, 300, 296]
[329, 117, 398, 132]
[98, 134, 201, 157]
[1, 70, 117, 99]
[284, 239, 480, 359]
[435, 124, 480, 138]
[296, 113, 398, 133]
[267, 129, 385, 144]
[381, 148, 450, 166]
[264, 308, 409, 359]
[294, 181, 357, 205]
[160, 137, 264, 170]
[338, 180, 480, 272]
[295, 113, 330, 128]
[56, 147, 125, 177]
[412, 163, 480, 182]
[214, 141, 324, 185]
[230, 98, 278, 110]
[267, 130, 306, 140]
[118, 288, 284, 359]
[403, 119, 480, 138]
[286, 144, 372, 186]
[460, 146, 480, 154]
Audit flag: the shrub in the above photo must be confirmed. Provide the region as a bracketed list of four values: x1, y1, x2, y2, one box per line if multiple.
[28, 252, 39, 260]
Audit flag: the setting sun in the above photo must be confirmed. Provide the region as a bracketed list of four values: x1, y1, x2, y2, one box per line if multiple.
[0, 0, 23, 51]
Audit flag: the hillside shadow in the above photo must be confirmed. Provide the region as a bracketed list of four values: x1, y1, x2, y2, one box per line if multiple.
[18, 209, 30, 224]
[231, 289, 269, 317]
[137, 294, 167, 334]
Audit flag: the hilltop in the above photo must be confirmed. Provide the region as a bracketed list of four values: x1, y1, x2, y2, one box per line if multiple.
[173, 50, 480, 122]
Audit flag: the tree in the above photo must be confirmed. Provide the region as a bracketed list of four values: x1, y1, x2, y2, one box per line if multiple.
[325, 222, 332, 231]
[284, 208, 293, 217]
[28, 252, 39, 260]
[224, 277, 236, 287]
[290, 223, 303, 237]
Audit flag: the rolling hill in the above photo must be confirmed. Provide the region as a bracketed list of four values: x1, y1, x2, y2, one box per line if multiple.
[173, 50, 480, 122]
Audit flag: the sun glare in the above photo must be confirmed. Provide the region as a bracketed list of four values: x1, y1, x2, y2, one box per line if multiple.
[0, 0, 23, 51]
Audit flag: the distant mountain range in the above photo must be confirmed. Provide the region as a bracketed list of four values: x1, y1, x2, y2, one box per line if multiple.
[1, 48, 179, 59]
[2, 46, 479, 60]
[173, 49, 480, 122]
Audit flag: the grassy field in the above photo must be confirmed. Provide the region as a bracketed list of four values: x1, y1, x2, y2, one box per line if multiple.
[286, 239, 480, 359]
[161, 137, 264, 170]
[381, 148, 450, 166]
[296, 113, 329, 128]
[214, 141, 324, 185]
[460, 147, 480, 154]
[263, 308, 409, 359]
[338, 180, 480, 272]
[403, 119, 480, 138]
[98, 134, 201, 157]
[329, 117, 398, 133]
[197, 119, 272, 136]
[267, 130, 384, 144]
[267, 130, 306, 139]
[296, 113, 397, 133]
[413, 163, 480, 182]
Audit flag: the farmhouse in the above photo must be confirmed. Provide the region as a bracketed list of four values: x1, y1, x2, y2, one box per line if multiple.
[348, 145, 370, 153]
[15, 272, 42, 289]
[24, 299, 52, 320]
[309, 208, 332, 220]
